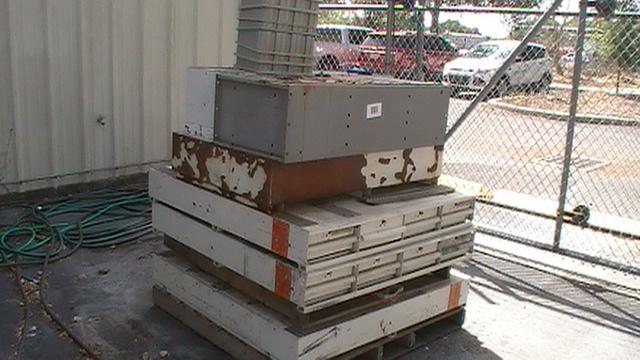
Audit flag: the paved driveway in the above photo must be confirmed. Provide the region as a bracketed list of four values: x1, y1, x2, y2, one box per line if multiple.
[443, 98, 640, 268]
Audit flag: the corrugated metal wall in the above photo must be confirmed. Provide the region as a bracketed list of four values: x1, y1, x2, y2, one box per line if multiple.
[0, 0, 239, 193]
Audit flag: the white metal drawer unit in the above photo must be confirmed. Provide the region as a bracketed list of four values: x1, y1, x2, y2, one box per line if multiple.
[149, 168, 475, 266]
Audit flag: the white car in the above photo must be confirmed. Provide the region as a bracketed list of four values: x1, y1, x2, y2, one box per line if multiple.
[443, 40, 552, 97]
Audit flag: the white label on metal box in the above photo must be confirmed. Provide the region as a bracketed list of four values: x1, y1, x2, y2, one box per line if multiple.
[366, 102, 383, 119]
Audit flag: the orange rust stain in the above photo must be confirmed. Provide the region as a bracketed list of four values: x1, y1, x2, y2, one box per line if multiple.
[394, 148, 415, 182]
[428, 147, 442, 174]
[172, 132, 370, 212]
[274, 262, 292, 300]
[271, 218, 290, 258]
[448, 282, 462, 310]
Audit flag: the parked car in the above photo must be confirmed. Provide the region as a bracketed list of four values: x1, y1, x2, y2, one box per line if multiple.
[314, 25, 373, 71]
[443, 32, 489, 51]
[443, 40, 552, 97]
[560, 50, 593, 67]
[356, 31, 458, 81]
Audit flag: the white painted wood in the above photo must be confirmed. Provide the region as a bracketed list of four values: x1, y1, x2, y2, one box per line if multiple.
[0, 0, 239, 192]
[153, 202, 305, 303]
[148, 167, 298, 258]
[153, 201, 474, 312]
[154, 254, 300, 360]
[154, 254, 469, 360]
[149, 168, 475, 266]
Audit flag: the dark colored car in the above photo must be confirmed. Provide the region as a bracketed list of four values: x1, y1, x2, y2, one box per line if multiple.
[357, 31, 458, 81]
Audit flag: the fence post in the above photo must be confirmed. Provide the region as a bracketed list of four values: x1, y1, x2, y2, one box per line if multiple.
[430, 0, 440, 34]
[552, 0, 589, 249]
[385, 0, 395, 76]
[415, 1, 426, 81]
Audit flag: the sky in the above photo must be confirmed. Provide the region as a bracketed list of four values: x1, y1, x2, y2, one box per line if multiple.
[334, 0, 640, 39]
[433, 10, 512, 38]
[430, 0, 578, 39]
[339, 0, 583, 39]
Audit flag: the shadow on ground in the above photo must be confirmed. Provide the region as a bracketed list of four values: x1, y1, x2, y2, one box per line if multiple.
[0, 236, 638, 359]
[465, 255, 640, 338]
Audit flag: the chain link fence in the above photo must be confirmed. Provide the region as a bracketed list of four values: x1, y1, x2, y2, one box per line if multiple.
[316, 0, 640, 275]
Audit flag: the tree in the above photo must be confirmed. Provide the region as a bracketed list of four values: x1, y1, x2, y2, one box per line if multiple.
[318, 0, 415, 30]
[595, 17, 640, 94]
[318, 0, 547, 32]
[440, 20, 480, 34]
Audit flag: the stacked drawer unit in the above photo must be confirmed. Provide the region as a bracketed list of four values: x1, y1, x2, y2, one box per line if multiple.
[152, 37, 475, 358]
[151, 168, 474, 313]
[180, 68, 450, 211]
[151, 165, 474, 358]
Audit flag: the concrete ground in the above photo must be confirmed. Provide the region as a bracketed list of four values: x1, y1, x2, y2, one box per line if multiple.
[0, 234, 638, 360]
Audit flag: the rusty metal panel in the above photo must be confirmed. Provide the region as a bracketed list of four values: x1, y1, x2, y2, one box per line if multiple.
[172, 133, 443, 212]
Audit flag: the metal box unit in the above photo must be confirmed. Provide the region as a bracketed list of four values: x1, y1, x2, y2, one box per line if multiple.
[184, 68, 450, 163]
[154, 253, 470, 360]
[150, 168, 474, 266]
[172, 133, 443, 212]
[236, 0, 320, 75]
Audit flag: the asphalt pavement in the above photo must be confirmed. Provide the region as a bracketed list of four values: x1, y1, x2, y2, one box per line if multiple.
[444, 97, 640, 269]
[1, 236, 637, 360]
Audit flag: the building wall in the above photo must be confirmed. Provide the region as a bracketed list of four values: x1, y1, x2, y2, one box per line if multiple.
[0, 0, 239, 192]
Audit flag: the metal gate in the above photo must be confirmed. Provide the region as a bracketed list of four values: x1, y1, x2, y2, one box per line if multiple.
[317, 0, 640, 274]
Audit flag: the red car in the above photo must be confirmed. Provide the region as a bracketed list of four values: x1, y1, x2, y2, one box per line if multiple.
[314, 25, 373, 71]
[357, 31, 458, 81]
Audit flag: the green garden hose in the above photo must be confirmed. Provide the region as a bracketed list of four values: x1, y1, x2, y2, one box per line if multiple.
[0, 187, 152, 265]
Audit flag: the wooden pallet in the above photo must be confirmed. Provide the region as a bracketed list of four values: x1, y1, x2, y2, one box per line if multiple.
[153, 286, 465, 360]
[164, 237, 452, 335]
[153, 253, 469, 360]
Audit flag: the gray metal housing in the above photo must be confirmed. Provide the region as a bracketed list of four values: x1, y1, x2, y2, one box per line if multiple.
[186, 68, 450, 163]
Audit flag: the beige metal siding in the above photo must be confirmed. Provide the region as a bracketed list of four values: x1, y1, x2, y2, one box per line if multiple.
[0, 0, 239, 192]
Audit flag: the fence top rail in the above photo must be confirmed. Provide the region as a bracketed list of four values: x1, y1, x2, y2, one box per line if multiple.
[318, 4, 640, 18]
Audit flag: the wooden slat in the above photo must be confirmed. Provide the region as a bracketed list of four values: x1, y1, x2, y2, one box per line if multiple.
[153, 286, 268, 360]
[154, 283, 465, 360]
[153, 253, 470, 360]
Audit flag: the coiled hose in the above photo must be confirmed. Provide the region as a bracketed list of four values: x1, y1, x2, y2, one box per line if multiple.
[0, 186, 152, 265]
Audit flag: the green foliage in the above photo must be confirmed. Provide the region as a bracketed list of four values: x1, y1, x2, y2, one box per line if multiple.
[318, 1, 417, 30]
[318, 10, 358, 26]
[440, 20, 480, 34]
[318, 0, 547, 31]
[595, 18, 640, 72]
[443, 0, 544, 7]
